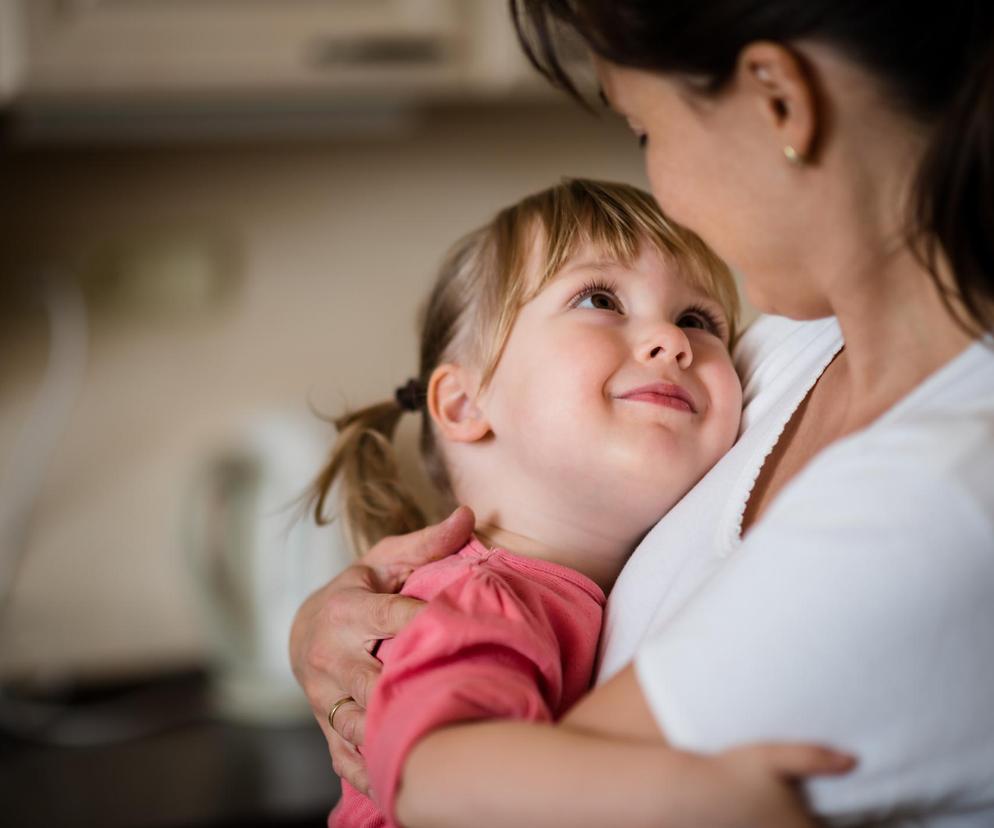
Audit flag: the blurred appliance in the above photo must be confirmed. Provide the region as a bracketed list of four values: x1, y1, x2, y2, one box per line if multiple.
[0, 0, 25, 104]
[185, 414, 352, 724]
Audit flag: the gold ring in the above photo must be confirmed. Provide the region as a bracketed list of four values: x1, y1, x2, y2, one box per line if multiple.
[327, 695, 354, 732]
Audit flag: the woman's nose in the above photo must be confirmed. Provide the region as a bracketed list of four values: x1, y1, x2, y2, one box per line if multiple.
[638, 324, 693, 369]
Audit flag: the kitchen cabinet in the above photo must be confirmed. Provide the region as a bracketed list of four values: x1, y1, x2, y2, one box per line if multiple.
[11, 0, 547, 101]
[2, 0, 580, 142]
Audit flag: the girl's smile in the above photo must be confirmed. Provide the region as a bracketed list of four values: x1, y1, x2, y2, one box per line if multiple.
[615, 382, 696, 413]
[468, 240, 743, 551]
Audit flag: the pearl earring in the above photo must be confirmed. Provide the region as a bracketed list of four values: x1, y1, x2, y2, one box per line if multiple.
[783, 145, 806, 165]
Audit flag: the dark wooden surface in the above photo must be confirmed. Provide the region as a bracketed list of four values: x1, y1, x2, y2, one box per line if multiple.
[0, 669, 341, 828]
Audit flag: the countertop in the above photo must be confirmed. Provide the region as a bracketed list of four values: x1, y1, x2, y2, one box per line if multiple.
[0, 668, 341, 828]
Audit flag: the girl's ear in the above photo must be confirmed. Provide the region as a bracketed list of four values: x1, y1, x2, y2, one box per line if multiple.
[426, 363, 492, 443]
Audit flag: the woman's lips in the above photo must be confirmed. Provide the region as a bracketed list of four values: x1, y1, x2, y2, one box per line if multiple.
[617, 382, 696, 413]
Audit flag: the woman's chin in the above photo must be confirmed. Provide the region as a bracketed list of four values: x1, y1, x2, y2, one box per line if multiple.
[742, 278, 835, 320]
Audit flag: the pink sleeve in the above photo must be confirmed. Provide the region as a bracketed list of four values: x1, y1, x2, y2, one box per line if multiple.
[364, 566, 566, 824]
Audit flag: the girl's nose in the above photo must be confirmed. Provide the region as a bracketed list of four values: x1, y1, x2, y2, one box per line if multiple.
[639, 324, 693, 369]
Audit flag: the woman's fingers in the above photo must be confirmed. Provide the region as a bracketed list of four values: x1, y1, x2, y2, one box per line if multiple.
[329, 698, 367, 746]
[329, 731, 371, 795]
[367, 506, 476, 589]
[291, 568, 421, 703]
[361, 592, 433, 642]
[337, 651, 382, 713]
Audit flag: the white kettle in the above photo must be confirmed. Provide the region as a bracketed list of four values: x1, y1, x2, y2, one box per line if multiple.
[185, 414, 352, 724]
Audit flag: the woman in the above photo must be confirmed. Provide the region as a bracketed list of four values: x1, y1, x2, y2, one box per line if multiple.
[291, 1, 994, 824]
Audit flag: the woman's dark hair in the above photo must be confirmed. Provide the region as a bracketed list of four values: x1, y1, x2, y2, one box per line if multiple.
[510, 1, 994, 335]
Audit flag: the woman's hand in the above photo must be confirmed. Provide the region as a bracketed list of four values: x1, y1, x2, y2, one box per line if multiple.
[288, 506, 475, 792]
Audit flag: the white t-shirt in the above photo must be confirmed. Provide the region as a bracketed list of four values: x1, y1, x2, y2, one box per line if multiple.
[600, 313, 845, 676]
[604, 315, 994, 826]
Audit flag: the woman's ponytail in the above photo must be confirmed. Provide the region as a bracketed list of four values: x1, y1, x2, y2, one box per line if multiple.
[310, 399, 427, 556]
[912, 32, 994, 335]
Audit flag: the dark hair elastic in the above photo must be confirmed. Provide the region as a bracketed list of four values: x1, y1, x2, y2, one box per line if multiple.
[394, 378, 426, 412]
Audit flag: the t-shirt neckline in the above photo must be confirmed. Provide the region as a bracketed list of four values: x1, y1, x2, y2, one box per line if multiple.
[463, 536, 607, 604]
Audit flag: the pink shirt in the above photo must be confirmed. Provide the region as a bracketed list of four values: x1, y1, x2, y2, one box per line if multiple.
[330, 537, 606, 828]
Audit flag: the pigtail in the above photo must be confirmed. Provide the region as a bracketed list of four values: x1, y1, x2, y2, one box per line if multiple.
[310, 399, 427, 556]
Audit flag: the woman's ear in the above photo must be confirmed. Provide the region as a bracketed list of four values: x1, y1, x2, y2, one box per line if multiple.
[737, 41, 819, 163]
[426, 363, 492, 443]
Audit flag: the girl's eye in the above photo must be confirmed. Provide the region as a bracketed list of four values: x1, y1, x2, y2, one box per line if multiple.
[570, 282, 624, 314]
[677, 306, 725, 337]
[637, 133, 648, 149]
[580, 291, 622, 312]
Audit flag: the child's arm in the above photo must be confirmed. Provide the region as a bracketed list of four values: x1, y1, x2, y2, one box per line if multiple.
[397, 675, 853, 828]
[370, 571, 852, 828]
[559, 658, 663, 741]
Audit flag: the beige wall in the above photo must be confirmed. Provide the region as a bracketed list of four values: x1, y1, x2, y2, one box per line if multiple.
[0, 102, 715, 680]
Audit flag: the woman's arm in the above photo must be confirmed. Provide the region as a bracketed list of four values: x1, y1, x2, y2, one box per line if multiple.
[397, 666, 853, 828]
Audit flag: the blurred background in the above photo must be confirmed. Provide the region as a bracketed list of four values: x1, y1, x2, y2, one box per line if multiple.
[0, 2, 747, 825]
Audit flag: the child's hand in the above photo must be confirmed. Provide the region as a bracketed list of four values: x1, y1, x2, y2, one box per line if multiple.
[697, 742, 856, 828]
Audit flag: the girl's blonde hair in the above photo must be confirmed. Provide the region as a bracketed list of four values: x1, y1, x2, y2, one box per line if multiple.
[310, 178, 740, 554]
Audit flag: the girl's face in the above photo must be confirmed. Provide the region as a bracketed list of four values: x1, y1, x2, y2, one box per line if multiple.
[478, 242, 742, 531]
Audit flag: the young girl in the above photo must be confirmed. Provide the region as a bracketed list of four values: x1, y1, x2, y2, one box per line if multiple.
[311, 179, 851, 828]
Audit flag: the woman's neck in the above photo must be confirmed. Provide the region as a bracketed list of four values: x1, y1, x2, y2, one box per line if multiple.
[742, 234, 978, 535]
[823, 243, 974, 436]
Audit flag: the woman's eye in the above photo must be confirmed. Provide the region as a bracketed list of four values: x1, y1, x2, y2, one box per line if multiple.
[637, 133, 648, 149]
[577, 291, 622, 312]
